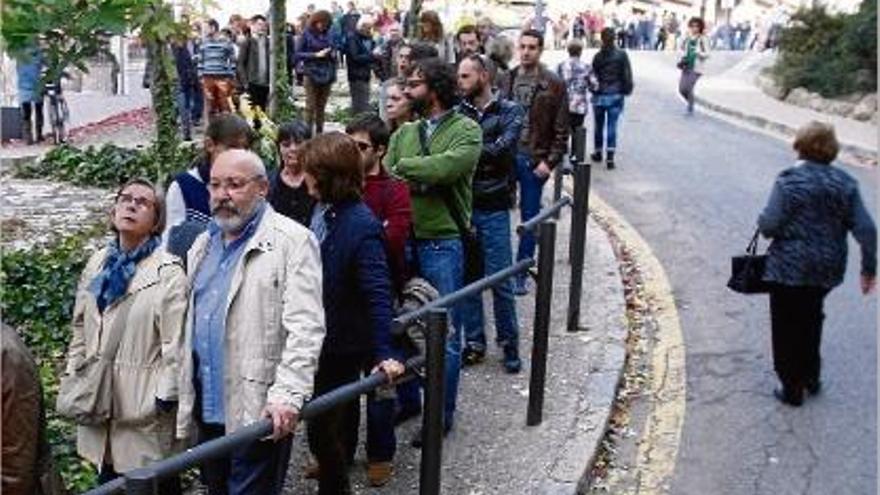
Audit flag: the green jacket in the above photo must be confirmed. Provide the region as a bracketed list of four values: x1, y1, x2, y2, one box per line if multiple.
[385, 112, 482, 240]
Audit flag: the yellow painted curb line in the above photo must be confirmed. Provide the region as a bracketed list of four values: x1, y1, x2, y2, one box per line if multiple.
[570, 184, 687, 494]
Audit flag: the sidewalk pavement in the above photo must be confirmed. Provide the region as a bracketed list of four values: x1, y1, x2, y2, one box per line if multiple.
[279, 187, 629, 494]
[629, 51, 877, 164]
[0, 65, 150, 162]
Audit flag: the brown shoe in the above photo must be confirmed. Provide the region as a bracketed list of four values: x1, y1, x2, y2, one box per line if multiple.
[303, 462, 320, 479]
[367, 461, 393, 487]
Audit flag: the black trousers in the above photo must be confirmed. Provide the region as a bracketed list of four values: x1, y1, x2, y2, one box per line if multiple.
[307, 353, 369, 494]
[98, 462, 181, 495]
[768, 284, 830, 390]
[247, 83, 270, 110]
[197, 422, 293, 495]
[21, 101, 44, 137]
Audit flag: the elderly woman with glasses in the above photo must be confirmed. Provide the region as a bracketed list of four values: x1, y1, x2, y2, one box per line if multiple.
[61, 179, 188, 494]
[300, 132, 404, 493]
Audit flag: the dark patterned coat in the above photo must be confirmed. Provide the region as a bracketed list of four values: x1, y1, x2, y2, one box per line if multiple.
[758, 160, 876, 289]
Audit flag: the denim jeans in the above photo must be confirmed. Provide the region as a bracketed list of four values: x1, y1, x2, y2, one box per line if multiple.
[462, 209, 519, 352]
[515, 152, 548, 264]
[192, 83, 204, 122]
[592, 93, 625, 153]
[415, 238, 464, 426]
[198, 422, 293, 495]
[176, 84, 197, 137]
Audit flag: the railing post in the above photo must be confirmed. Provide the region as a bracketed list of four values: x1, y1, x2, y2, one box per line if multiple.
[419, 308, 447, 495]
[567, 156, 591, 333]
[527, 220, 556, 426]
[552, 162, 563, 204]
[124, 468, 159, 495]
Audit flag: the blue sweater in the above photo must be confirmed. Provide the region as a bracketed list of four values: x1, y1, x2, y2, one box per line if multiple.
[198, 38, 236, 77]
[758, 161, 877, 289]
[318, 200, 395, 361]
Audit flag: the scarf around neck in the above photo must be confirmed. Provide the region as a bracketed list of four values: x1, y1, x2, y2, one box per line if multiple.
[88, 235, 161, 313]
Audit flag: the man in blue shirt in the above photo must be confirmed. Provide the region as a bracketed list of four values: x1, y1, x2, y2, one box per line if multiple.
[178, 149, 325, 495]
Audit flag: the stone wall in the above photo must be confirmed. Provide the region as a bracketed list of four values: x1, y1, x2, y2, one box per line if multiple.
[756, 72, 878, 124]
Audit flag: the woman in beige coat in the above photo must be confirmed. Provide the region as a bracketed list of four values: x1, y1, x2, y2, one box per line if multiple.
[62, 179, 187, 493]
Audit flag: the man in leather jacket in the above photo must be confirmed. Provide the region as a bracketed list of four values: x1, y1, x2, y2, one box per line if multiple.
[498, 29, 569, 295]
[457, 54, 525, 373]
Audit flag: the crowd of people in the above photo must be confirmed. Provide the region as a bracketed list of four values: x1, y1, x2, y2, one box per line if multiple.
[26, 13, 595, 495]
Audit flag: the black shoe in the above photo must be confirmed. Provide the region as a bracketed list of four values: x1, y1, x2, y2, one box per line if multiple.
[773, 387, 803, 407]
[410, 423, 452, 449]
[606, 159, 615, 170]
[502, 346, 522, 374]
[589, 151, 602, 163]
[806, 379, 822, 396]
[462, 347, 485, 367]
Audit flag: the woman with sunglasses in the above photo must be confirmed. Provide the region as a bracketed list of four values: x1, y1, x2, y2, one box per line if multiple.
[60, 179, 187, 494]
[300, 132, 405, 494]
[268, 120, 315, 226]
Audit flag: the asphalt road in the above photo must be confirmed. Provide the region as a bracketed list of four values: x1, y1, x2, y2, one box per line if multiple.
[589, 51, 878, 495]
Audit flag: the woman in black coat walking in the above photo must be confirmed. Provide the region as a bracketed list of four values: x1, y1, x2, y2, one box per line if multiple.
[757, 122, 876, 407]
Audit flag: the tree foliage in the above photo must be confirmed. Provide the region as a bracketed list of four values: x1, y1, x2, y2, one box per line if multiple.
[772, 0, 877, 97]
[1, 0, 139, 85]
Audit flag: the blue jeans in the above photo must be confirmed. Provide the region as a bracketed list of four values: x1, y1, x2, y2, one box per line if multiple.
[177, 84, 197, 137]
[415, 238, 464, 427]
[592, 93, 625, 153]
[515, 152, 548, 264]
[198, 422, 292, 495]
[462, 209, 519, 352]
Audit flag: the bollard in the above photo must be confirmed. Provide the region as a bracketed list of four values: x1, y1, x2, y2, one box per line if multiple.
[419, 308, 447, 495]
[567, 159, 592, 332]
[527, 221, 557, 426]
[552, 163, 563, 204]
[124, 468, 159, 495]
[572, 126, 587, 164]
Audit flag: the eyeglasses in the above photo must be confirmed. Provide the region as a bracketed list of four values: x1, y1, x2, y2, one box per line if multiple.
[353, 140, 373, 152]
[117, 193, 154, 209]
[207, 175, 264, 193]
[405, 78, 426, 89]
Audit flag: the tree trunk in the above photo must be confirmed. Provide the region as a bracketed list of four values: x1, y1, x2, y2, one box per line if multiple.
[407, 0, 424, 39]
[147, 39, 180, 184]
[269, 0, 296, 122]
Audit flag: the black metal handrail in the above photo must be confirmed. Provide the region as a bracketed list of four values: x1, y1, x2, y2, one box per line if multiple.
[516, 196, 572, 235]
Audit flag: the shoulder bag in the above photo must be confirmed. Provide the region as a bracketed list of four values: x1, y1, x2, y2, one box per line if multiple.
[416, 122, 484, 284]
[56, 295, 134, 425]
[727, 228, 770, 294]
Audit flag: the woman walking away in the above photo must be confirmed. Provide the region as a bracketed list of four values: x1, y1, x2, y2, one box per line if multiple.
[590, 28, 633, 170]
[758, 122, 876, 407]
[59, 179, 187, 494]
[301, 133, 405, 494]
[297, 10, 337, 134]
[268, 120, 316, 226]
[678, 17, 709, 115]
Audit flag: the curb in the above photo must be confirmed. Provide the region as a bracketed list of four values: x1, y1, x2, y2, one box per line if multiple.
[695, 95, 877, 165]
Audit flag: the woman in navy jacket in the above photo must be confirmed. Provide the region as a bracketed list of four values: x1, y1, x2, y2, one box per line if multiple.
[758, 122, 876, 407]
[300, 132, 404, 494]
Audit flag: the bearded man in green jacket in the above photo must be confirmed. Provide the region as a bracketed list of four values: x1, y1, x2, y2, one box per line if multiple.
[384, 56, 482, 446]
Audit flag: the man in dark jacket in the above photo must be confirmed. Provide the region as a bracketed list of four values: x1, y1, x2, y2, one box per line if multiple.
[457, 54, 525, 372]
[173, 36, 199, 141]
[346, 18, 377, 114]
[498, 29, 569, 295]
[237, 15, 271, 109]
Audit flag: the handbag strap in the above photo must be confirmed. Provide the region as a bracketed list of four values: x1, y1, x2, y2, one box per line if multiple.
[417, 121, 470, 236]
[746, 228, 761, 255]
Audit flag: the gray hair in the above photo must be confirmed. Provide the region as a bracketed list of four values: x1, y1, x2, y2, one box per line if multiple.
[214, 149, 267, 178]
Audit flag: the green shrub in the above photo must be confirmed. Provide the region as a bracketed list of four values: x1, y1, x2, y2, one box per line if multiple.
[16, 142, 198, 189]
[1, 226, 105, 492]
[772, 0, 877, 97]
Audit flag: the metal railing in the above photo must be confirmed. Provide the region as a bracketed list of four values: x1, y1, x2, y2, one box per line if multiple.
[81, 126, 593, 495]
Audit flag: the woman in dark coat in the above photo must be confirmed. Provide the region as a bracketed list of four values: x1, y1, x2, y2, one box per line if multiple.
[296, 10, 337, 134]
[758, 121, 876, 407]
[300, 132, 404, 494]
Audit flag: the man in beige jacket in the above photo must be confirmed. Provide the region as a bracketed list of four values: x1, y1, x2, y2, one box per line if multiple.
[177, 149, 325, 495]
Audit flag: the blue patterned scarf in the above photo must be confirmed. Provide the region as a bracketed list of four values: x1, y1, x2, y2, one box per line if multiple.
[88, 236, 161, 313]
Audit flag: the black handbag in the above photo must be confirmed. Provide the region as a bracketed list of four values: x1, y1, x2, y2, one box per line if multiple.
[416, 121, 485, 284]
[727, 229, 770, 294]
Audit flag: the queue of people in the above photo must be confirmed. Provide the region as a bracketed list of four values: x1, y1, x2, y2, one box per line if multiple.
[39, 19, 580, 493]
